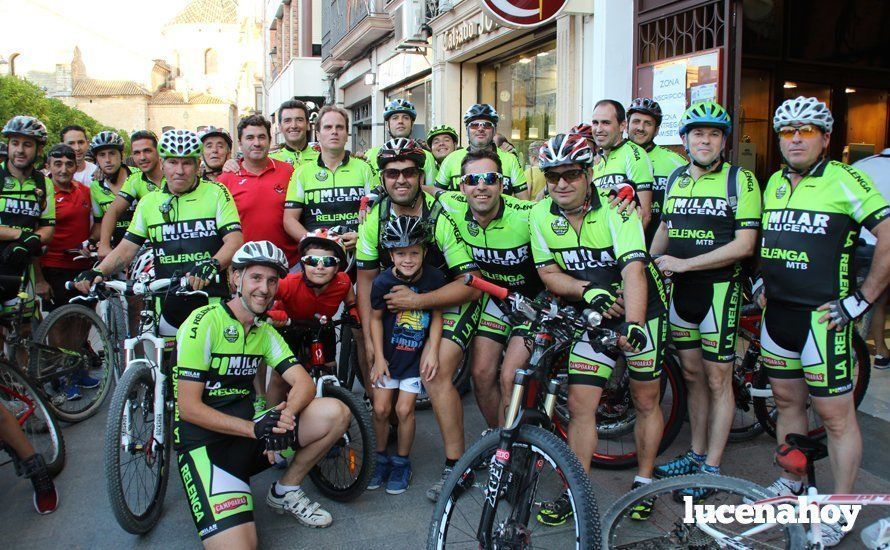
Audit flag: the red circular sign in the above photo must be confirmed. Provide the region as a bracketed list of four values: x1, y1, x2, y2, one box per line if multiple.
[482, 0, 569, 28]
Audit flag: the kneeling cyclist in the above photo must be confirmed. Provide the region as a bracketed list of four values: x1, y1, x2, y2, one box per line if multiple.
[175, 241, 351, 547]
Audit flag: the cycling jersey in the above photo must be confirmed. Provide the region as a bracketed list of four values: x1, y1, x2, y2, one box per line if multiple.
[434, 147, 528, 195]
[119, 168, 163, 204]
[124, 180, 242, 297]
[760, 159, 890, 309]
[662, 162, 761, 283]
[642, 143, 687, 244]
[365, 146, 438, 186]
[90, 165, 137, 246]
[284, 153, 373, 233]
[591, 139, 654, 195]
[270, 143, 320, 167]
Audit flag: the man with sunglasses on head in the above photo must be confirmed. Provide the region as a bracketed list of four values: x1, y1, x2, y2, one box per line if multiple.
[364, 99, 438, 184]
[434, 104, 529, 199]
[529, 133, 668, 525]
[757, 98, 890, 545]
[649, 101, 761, 496]
[354, 138, 482, 501]
[74, 129, 243, 335]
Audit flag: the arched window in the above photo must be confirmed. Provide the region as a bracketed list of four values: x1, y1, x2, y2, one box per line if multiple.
[204, 48, 218, 75]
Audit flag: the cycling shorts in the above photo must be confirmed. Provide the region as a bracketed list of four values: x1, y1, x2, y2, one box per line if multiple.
[760, 303, 855, 397]
[568, 313, 667, 386]
[374, 375, 422, 394]
[441, 300, 480, 351]
[669, 279, 741, 363]
[474, 294, 531, 344]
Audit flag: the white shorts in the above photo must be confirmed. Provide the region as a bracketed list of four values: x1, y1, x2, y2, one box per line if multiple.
[374, 376, 422, 394]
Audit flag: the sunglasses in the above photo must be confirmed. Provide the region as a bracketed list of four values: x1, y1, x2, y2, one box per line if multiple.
[381, 167, 420, 181]
[777, 125, 821, 140]
[468, 121, 495, 130]
[460, 172, 502, 187]
[544, 169, 586, 184]
[301, 255, 339, 268]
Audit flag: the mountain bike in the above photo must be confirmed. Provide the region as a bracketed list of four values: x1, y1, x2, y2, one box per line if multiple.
[277, 313, 375, 501]
[428, 275, 600, 549]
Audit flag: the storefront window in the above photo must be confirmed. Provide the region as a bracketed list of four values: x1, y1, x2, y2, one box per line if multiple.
[479, 41, 556, 165]
[351, 100, 372, 153]
[385, 78, 432, 143]
[846, 88, 887, 159]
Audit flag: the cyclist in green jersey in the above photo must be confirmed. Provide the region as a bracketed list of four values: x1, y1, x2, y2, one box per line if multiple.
[434, 104, 529, 199]
[98, 130, 164, 258]
[74, 129, 244, 332]
[364, 99, 438, 183]
[354, 138, 482, 500]
[758, 98, 890, 530]
[175, 240, 351, 545]
[437, 148, 543, 429]
[198, 126, 232, 182]
[529, 133, 667, 525]
[650, 101, 761, 487]
[269, 99, 320, 167]
[591, 99, 655, 228]
[627, 98, 687, 245]
[88, 131, 134, 247]
[0, 116, 55, 314]
[427, 124, 459, 167]
[284, 105, 373, 255]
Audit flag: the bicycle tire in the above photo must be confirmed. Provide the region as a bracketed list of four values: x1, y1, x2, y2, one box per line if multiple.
[101, 296, 128, 380]
[29, 303, 114, 423]
[601, 473, 806, 549]
[729, 332, 766, 442]
[336, 325, 359, 390]
[308, 383, 376, 502]
[416, 348, 471, 411]
[427, 425, 600, 549]
[104, 363, 171, 534]
[754, 333, 871, 440]
[0, 362, 66, 476]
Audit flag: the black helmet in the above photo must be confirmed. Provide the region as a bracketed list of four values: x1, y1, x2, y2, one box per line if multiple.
[89, 131, 125, 155]
[2, 116, 48, 144]
[627, 98, 663, 125]
[382, 215, 427, 249]
[463, 104, 499, 126]
[377, 138, 426, 170]
[383, 99, 417, 121]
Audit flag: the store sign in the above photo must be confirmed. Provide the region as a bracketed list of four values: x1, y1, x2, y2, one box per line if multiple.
[652, 60, 687, 145]
[442, 14, 500, 52]
[482, 0, 569, 29]
[378, 53, 432, 89]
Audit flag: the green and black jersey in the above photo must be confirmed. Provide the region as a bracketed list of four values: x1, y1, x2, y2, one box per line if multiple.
[642, 144, 687, 243]
[434, 147, 528, 196]
[365, 145, 438, 187]
[174, 303, 299, 451]
[529, 196, 666, 316]
[270, 144, 320, 167]
[662, 162, 761, 283]
[90, 165, 137, 246]
[438, 191, 542, 297]
[591, 139, 654, 196]
[124, 179, 242, 297]
[119, 168, 163, 204]
[284, 153, 373, 233]
[761, 159, 890, 309]
[0, 162, 54, 232]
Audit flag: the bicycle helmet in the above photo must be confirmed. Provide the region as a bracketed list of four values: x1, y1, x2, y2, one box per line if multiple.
[463, 104, 499, 126]
[538, 133, 595, 169]
[198, 125, 233, 148]
[299, 228, 348, 270]
[89, 131, 125, 155]
[2, 116, 48, 144]
[627, 97, 664, 125]
[569, 123, 594, 140]
[678, 101, 731, 136]
[773, 96, 834, 134]
[157, 129, 203, 159]
[384, 99, 417, 121]
[127, 246, 155, 281]
[382, 215, 427, 249]
[427, 124, 459, 143]
[231, 240, 289, 277]
[376, 138, 426, 170]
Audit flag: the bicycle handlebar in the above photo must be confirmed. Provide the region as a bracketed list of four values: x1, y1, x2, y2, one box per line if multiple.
[464, 274, 509, 300]
[65, 277, 208, 301]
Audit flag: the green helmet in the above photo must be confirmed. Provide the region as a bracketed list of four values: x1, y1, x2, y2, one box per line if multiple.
[157, 129, 203, 159]
[427, 124, 458, 143]
[679, 101, 731, 136]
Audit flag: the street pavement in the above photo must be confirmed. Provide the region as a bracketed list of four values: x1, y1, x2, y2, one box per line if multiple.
[2, 387, 890, 549]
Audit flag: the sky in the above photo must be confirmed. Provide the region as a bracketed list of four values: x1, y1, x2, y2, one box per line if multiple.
[0, 0, 201, 83]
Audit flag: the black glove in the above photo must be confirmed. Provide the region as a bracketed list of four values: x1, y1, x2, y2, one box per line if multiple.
[825, 290, 871, 328]
[253, 408, 283, 441]
[193, 258, 220, 282]
[74, 268, 104, 285]
[618, 321, 648, 352]
[582, 284, 618, 314]
[1, 231, 42, 266]
[264, 429, 297, 452]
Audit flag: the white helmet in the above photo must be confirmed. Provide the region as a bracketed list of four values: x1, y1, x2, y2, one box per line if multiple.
[773, 96, 834, 133]
[127, 247, 155, 281]
[232, 240, 289, 277]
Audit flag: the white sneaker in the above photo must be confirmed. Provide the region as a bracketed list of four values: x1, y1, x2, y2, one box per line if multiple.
[765, 477, 805, 497]
[266, 485, 332, 528]
[820, 520, 848, 547]
[862, 518, 890, 549]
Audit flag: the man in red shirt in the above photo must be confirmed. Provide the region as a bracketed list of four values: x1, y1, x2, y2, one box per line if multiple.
[218, 115, 298, 267]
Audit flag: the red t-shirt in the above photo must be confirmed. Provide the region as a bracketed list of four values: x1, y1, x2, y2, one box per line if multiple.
[217, 159, 298, 266]
[275, 272, 352, 321]
[41, 182, 92, 270]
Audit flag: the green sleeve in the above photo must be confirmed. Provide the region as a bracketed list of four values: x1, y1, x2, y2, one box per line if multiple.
[264, 325, 300, 376]
[529, 202, 556, 268]
[284, 165, 305, 209]
[175, 308, 214, 382]
[434, 210, 476, 274]
[424, 150, 438, 187]
[123, 197, 149, 245]
[608, 207, 648, 269]
[89, 183, 103, 220]
[365, 147, 379, 174]
[214, 183, 242, 235]
[435, 155, 456, 190]
[40, 183, 55, 227]
[735, 168, 762, 230]
[840, 165, 890, 231]
[628, 145, 655, 192]
[503, 153, 527, 193]
[355, 205, 380, 269]
[118, 173, 139, 203]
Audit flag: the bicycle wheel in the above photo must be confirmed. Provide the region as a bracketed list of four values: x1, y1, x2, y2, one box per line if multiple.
[100, 296, 128, 380]
[417, 348, 472, 410]
[602, 473, 806, 549]
[336, 324, 359, 390]
[104, 363, 171, 534]
[754, 333, 871, 440]
[308, 383, 376, 501]
[29, 303, 114, 423]
[427, 425, 599, 549]
[0, 362, 66, 476]
[729, 331, 766, 442]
